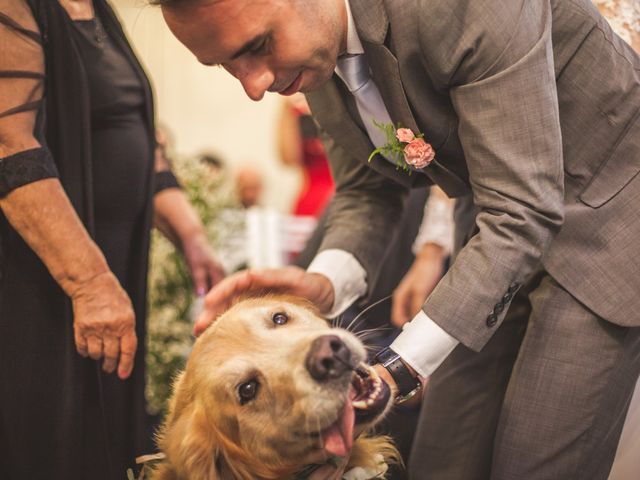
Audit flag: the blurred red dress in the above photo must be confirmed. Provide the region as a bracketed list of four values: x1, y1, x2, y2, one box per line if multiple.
[290, 105, 335, 218]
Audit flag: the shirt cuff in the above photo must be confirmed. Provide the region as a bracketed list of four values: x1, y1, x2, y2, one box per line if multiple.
[307, 249, 367, 318]
[390, 310, 459, 378]
[412, 194, 454, 256]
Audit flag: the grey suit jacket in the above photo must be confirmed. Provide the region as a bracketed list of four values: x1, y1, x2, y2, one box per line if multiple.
[306, 0, 640, 351]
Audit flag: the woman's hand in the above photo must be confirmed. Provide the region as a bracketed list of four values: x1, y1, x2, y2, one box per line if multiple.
[182, 232, 225, 295]
[194, 266, 335, 336]
[70, 271, 137, 379]
[391, 243, 446, 328]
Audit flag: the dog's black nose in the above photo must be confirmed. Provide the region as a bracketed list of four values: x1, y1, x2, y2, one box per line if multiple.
[306, 335, 351, 381]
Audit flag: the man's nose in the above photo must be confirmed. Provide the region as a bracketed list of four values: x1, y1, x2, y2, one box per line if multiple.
[229, 60, 275, 101]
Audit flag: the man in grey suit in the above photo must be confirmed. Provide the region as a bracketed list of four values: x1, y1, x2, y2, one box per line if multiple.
[158, 0, 640, 478]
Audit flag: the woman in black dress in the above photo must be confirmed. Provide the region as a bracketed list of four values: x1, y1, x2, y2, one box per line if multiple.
[0, 1, 223, 478]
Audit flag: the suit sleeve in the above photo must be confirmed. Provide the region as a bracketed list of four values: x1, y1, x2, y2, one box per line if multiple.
[418, 0, 565, 351]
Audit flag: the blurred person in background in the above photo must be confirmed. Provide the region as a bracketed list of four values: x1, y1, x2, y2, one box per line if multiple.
[235, 164, 264, 209]
[278, 93, 334, 218]
[198, 151, 226, 180]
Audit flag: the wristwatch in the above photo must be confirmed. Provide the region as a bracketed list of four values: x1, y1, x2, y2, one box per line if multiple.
[374, 347, 422, 403]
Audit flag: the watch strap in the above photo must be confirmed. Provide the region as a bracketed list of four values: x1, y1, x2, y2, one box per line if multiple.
[374, 348, 421, 400]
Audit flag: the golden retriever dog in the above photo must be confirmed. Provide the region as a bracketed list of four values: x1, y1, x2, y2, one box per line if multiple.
[153, 295, 398, 480]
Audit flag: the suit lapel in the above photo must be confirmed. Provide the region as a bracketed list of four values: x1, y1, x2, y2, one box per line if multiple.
[365, 42, 420, 134]
[306, 81, 422, 189]
[348, 0, 470, 197]
[308, 0, 469, 194]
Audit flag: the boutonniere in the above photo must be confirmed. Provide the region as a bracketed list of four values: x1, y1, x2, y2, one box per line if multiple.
[367, 122, 435, 173]
[342, 454, 389, 480]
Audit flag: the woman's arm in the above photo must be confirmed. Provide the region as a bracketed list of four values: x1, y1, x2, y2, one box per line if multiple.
[0, 179, 137, 379]
[153, 187, 225, 294]
[0, 1, 136, 379]
[391, 186, 453, 327]
[152, 141, 225, 294]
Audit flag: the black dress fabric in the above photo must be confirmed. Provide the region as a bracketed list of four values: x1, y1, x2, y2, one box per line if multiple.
[71, 16, 150, 284]
[0, 1, 156, 479]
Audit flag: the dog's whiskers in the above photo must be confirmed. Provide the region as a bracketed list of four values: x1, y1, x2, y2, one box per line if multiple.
[355, 326, 394, 338]
[343, 295, 392, 333]
[330, 313, 344, 329]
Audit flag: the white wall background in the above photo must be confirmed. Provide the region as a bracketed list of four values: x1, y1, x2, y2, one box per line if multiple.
[111, 0, 300, 212]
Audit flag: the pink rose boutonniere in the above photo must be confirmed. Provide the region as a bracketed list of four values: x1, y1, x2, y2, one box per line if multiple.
[368, 122, 435, 173]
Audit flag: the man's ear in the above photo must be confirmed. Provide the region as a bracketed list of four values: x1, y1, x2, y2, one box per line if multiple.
[163, 401, 221, 480]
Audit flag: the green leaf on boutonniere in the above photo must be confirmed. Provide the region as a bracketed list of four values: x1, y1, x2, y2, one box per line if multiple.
[368, 121, 420, 174]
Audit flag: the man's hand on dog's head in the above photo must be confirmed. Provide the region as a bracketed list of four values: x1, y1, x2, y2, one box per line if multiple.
[194, 266, 335, 336]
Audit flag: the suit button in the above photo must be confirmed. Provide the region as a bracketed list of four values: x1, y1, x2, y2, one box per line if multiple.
[502, 292, 513, 304]
[486, 313, 498, 327]
[494, 302, 505, 315]
[508, 283, 520, 295]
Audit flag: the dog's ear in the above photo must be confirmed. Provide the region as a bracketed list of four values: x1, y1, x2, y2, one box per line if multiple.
[163, 401, 222, 480]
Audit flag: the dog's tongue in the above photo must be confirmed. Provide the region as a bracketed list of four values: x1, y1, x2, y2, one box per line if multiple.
[321, 395, 355, 457]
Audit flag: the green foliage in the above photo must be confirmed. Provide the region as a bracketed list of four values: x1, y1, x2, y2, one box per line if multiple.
[145, 156, 238, 416]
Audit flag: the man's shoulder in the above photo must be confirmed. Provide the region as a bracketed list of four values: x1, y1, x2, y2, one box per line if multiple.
[406, 0, 545, 86]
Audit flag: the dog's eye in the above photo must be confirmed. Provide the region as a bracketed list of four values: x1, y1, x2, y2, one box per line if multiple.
[238, 380, 259, 405]
[272, 312, 288, 326]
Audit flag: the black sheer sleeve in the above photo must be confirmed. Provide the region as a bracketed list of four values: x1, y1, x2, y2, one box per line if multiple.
[0, 0, 58, 197]
[154, 170, 181, 194]
[0, 147, 58, 197]
[153, 141, 182, 194]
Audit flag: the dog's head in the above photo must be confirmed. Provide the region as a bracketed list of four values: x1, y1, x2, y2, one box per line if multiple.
[155, 295, 394, 479]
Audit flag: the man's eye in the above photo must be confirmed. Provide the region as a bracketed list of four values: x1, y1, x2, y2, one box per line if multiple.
[272, 312, 288, 326]
[250, 37, 269, 55]
[238, 379, 260, 405]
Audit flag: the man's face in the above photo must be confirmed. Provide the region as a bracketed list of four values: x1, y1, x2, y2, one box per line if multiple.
[162, 0, 347, 101]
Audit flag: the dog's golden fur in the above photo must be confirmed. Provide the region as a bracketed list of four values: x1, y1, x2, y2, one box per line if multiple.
[153, 295, 398, 480]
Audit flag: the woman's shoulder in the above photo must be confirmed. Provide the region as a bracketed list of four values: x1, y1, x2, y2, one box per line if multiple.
[0, 0, 40, 35]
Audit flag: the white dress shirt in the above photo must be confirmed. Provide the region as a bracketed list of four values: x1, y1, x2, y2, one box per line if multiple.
[307, 0, 459, 378]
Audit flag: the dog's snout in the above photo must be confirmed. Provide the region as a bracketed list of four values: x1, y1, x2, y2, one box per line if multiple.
[305, 335, 351, 382]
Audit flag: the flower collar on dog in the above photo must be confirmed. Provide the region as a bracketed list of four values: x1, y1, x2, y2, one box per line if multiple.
[134, 452, 388, 479]
[293, 454, 388, 480]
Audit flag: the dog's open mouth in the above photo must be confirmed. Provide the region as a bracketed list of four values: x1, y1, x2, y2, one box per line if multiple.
[351, 364, 391, 423]
[320, 365, 391, 457]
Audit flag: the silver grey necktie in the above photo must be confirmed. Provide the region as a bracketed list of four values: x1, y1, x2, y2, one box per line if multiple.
[335, 54, 394, 160]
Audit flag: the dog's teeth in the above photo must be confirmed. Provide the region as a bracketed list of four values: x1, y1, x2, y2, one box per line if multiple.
[352, 400, 368, 409]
